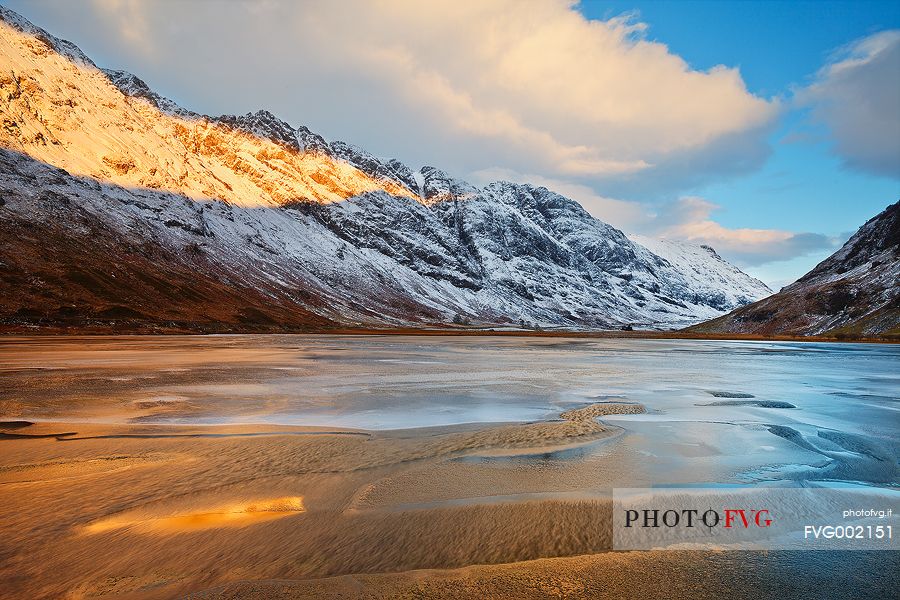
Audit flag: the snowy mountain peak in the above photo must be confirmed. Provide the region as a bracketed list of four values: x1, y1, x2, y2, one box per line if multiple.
[699, 244, 721, 258]
[420, 166, 480, 203]
[216, 110, 301, 151]
[0, 5, 94, 67]
[294, 125, 331, 154]
[102, 68, 198, 119]
[631, 236, 771, 311]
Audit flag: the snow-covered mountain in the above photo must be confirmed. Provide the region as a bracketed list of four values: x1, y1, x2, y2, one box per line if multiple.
[692, 201, 899, 337]
[0, 7, 771, 332]
[629, 235, 773, 316]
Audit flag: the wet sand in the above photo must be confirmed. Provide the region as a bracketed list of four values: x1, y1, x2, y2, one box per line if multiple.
[3, 418, 896, 599]
[0, 411, 631, 599]
[196, 550, 900, 600]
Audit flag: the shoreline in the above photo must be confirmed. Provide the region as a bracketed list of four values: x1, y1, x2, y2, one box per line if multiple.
[0, 324, 897, 343]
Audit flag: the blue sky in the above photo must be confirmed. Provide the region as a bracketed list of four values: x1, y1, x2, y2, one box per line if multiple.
[3, 0, 899, 288]
[578, 0, 900, 286]
[580, 1, 898, 94]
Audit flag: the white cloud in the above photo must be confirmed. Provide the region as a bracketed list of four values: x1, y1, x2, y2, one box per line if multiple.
[799, 30, 900, 179]
[653, 197, 841, 266]
[90, 0, 156, 58]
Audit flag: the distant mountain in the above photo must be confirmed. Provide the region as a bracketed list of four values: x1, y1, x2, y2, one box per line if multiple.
[690, 201, 899, 338]
[0, 7, 771, 332]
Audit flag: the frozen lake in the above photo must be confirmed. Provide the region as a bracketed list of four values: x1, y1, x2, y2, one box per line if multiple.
[2, 335, 898, 487]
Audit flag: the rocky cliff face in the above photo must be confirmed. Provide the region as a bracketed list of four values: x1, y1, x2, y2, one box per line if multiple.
[691, 201, 899, 337]
[0, 7, 771, 332]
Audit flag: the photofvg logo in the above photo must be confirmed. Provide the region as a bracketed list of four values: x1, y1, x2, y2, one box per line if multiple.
[624, 507, 772, 529]
[613, 487, 899, 551]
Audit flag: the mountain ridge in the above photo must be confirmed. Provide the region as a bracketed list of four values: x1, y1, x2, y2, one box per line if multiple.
[690, 201, 899, 337]
[0, 6, 772, 332]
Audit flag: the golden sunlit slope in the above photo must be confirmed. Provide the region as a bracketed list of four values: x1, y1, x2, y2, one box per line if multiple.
[0, 15, 414, 207]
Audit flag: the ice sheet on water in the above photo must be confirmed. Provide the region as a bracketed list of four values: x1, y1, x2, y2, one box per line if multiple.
[2, 336, 898, 487]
